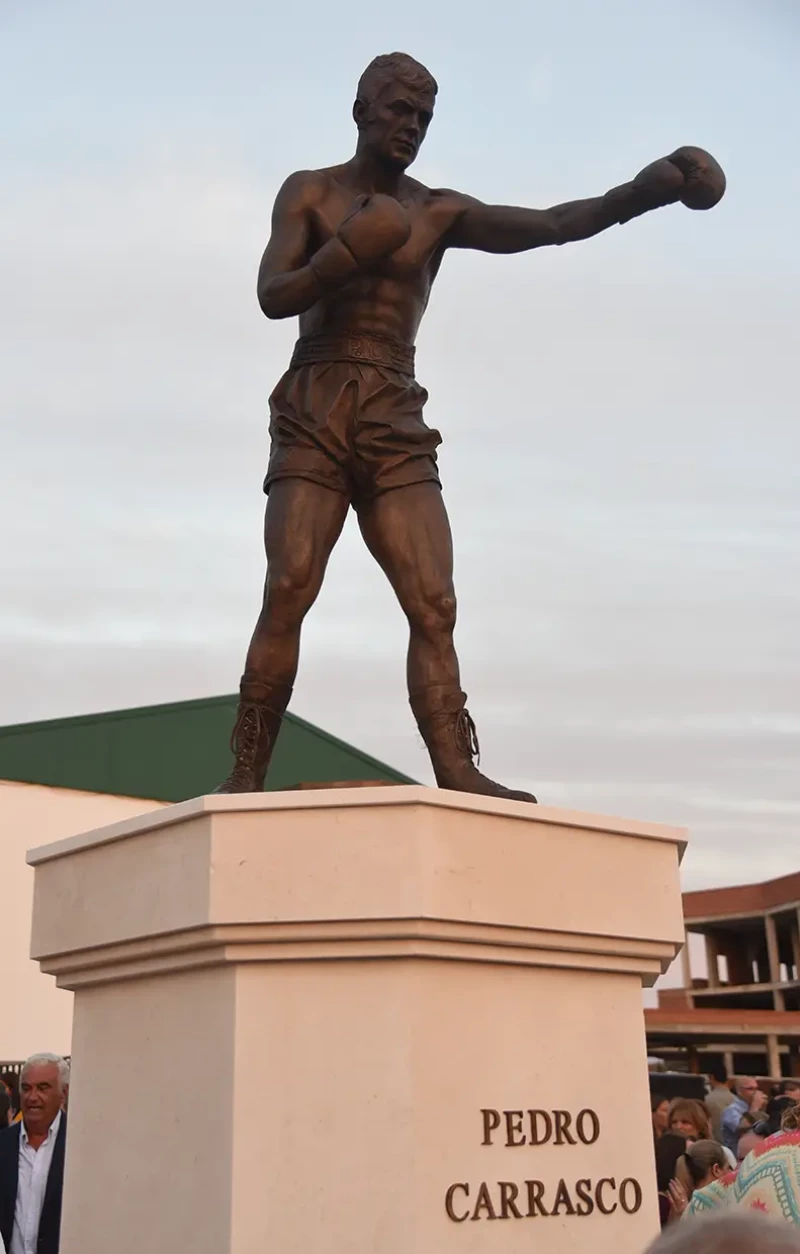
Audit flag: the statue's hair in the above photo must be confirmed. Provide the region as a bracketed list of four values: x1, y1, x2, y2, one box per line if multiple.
[356, 53, 437, 107]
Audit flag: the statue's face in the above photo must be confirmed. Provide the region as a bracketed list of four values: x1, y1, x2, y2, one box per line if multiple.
[355, 79, 434, 170]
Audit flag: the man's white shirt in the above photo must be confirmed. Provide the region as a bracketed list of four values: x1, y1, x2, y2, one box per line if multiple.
[10, 1110, 62, 1254]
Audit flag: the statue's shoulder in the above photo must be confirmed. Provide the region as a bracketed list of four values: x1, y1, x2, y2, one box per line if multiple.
[274, 168, 336, 207]
[417, 184, 473, 232]
[402, 178, 465, 210]
[398, 178, 466, 219]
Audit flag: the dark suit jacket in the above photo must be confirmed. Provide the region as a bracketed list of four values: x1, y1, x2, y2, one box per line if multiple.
[0, 1116, 66, 1254]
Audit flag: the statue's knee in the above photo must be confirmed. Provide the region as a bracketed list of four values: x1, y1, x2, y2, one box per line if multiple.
[413, 591, 457, 639]
[266, 569, 315, 624]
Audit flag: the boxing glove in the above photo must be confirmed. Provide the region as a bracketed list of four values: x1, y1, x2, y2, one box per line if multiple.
[606, 156, 684, 224]
[631, 157, 687, 210]
[665, 146, 726, 211]
[310, 194, 411, 285]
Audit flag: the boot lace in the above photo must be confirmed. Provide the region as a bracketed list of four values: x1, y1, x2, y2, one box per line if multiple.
[454, 708, 480, 765]
[224, 703, 270, 789]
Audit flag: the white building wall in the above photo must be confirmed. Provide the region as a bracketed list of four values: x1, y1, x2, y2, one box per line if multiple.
[1, 780, 164, 1060]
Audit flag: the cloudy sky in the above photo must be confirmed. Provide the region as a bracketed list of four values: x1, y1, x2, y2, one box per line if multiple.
[2, 0, 798, 891]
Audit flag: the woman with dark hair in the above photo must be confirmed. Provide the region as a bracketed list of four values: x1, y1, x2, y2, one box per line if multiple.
[1, 1074, 19, 1122]
[653, 1092, 671, 1142]
[767, 1096, 798, 1134]
[656, 1132, 689, 1226]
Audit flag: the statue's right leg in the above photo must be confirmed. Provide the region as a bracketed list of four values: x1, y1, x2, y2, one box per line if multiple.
[215, 477, 349, 793]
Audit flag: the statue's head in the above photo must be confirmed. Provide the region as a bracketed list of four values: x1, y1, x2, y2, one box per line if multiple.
[353, 53, 437, 171]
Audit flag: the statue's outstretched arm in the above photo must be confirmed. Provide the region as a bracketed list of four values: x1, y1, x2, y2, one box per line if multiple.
[445, 147, 725, 254]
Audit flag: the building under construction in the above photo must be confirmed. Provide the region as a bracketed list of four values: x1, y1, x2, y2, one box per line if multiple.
[646, 872, 800, 1078]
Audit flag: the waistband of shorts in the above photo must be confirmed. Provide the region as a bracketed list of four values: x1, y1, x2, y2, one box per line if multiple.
[289, 332, 415, 376]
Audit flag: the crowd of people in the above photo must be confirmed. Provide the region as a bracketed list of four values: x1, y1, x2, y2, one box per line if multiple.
[651, 1064, 800, 1241]
[0, 1054, 68, 1254]
[4, 1052, 800, 1251]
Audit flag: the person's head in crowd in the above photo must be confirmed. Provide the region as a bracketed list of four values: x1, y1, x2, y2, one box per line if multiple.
[656, 1132, 689, 1193]
[736, 1116, 769, 1163]
[778, 1080, 800, 1101]
[652, 1092, 671, 1140]
[669, 1097, 712, 1141]
[19, 1053, 69, 1138]
[644, 1212, 800, 1253]
[0, 1089, 11, 1128]
[766, 1095, 798, 1135]
[656, 1132, 690, 1228]
[2, 1073, 20, 1118]
[734, 1076, 764, 1107]
[708, 1063, 730, 1089]
[677, 1139, 730, 1199]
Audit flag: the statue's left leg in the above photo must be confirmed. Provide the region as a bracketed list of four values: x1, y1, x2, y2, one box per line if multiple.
[357, 481, 536, 804]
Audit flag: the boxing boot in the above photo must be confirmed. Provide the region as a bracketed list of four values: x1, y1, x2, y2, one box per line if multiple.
[214, 673, 292, 794]
[410, 685, 537, 804]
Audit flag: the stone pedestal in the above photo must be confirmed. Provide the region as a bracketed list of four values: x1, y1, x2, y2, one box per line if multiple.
[29, 787, 686, 1254]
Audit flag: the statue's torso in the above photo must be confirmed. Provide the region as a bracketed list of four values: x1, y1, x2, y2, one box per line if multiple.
[297, 167, 461, 346]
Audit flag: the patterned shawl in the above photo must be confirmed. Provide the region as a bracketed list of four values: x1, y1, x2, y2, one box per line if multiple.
[688, 1130, 800, 1223]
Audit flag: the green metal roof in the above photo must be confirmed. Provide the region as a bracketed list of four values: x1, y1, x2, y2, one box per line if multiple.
[0, 696, 414, 803]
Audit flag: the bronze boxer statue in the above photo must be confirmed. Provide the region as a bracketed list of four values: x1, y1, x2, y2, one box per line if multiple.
[216, 52, 725, 800]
